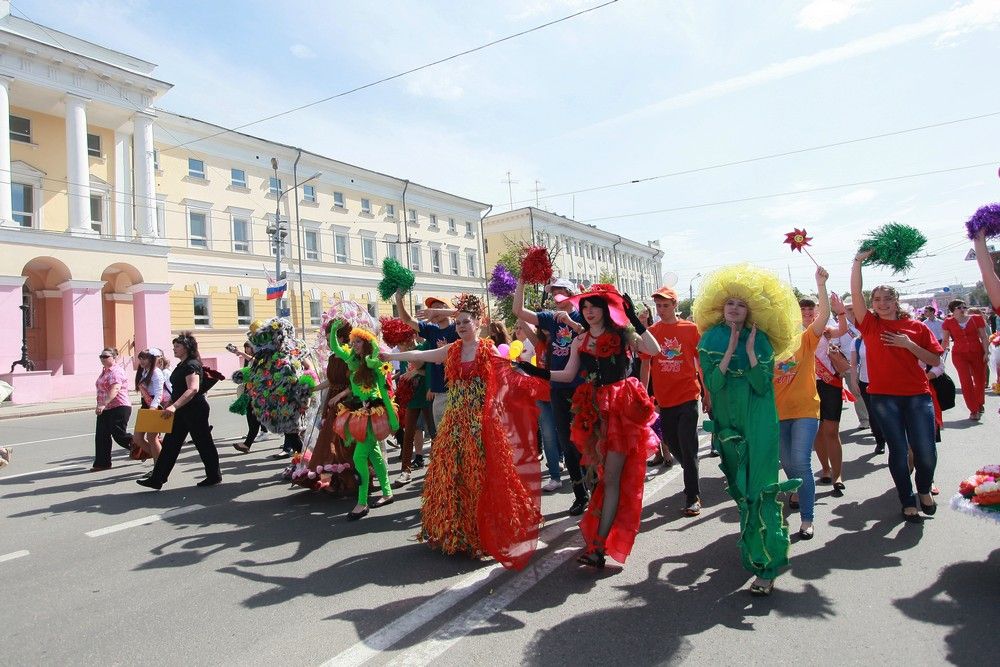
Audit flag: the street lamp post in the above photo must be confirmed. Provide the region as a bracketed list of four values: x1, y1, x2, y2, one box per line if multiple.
[267, 158, 321, 319]
[689, 272, 702, 302]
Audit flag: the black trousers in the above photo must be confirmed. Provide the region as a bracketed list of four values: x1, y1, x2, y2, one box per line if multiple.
[243, 405, 261, 448]
[550, 386, 588, 501]
[149, 398, 220, 483]
[94, 405, 133, 467]
[660, 400, 701, 504]
[857, 381, 886, 447]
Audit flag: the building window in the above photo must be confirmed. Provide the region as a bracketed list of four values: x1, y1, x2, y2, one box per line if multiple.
[362, 237, 376, 266]
[231, 168, 247, 188]
[429, 214, 438, 229]
[408, 208, 417, 224]
[89, 194, 104, 234]
[334, 232, 349, 263]
[305, 230, 319, 260]
[155, 197, 166, 238]
[431, 248, 441, 273]
[467, 253, 476, 277]
[193, 296, 210, 327]
[87, 133, 101, 158]
[188, 210, 208, 247]
[303, 184, 316, 203]
[385, 203, 395, 219]
[409, 244, 421, 271]
[232, 216, 250, 253]
[448, 217, 456, 233]
[269, 176, 282, 196]
[367, 302, 378, 317]
[309, 300, 322, 326]
[153, 148, 160, 170]
[387, 239, 400, 262]
[361, 198, 371, 214]
[188, 158, 205, 179]
[465, 221, 474, 236]
[237, 297, 252, 326]
[449, 250, 459, 276]
[333, 191, 345, 208]
[9, 115, 31, 143]
[12, 183, 33, 227]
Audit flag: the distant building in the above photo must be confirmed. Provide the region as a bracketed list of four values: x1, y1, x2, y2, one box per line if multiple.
[0, 7, 486, 403]
[483, 207, 663, 299]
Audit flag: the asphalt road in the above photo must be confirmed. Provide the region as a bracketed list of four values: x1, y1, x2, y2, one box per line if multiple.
[1, 387, 997, 666]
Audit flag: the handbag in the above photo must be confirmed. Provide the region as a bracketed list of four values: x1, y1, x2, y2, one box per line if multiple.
[930, 373, 956, 411]
[200, 367, 224, 394]
[828, 347, 851, 376]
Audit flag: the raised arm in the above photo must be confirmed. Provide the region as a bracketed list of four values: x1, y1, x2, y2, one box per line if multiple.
[381, 343, 451, 365]
[395, 290, 421, 332]
[810, 266, 831, 337]
[513, 279, 540, 326]
[974, 230, 1000, 309]
[850, 250, 873, 323]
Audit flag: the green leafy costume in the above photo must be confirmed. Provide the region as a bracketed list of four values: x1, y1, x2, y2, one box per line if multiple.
[699, 323, 800, 579]
[329, 321, 399, 506]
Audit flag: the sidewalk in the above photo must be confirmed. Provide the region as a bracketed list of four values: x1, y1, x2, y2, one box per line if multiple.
[0, 381, 238, 420]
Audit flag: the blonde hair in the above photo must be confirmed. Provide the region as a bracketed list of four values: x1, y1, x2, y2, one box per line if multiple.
[693, 263, 801, 361]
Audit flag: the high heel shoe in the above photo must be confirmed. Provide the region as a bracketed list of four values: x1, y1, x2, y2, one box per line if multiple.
[576, 538, 606, 568]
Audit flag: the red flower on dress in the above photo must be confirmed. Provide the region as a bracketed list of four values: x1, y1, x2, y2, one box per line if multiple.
[594, 333, 621, 358]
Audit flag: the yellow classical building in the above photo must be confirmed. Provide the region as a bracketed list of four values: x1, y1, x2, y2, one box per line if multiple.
[0, 8, 487, 402]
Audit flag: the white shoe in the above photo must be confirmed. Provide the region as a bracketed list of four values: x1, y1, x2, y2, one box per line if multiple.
[542, 478, 562, 493]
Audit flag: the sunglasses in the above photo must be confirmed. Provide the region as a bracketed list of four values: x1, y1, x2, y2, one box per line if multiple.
[99, 354, 112, 359]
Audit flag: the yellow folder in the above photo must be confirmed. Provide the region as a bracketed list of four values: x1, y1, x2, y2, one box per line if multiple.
[135, 408, 175, 433]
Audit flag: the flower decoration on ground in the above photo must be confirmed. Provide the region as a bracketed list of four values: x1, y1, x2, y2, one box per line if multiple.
[952, 464, 1000, 523]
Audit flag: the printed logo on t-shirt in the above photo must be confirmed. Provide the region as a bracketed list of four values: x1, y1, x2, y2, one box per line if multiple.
[774, 358, 798, 385]
[655, 337, 684, 372]
[552, 324, 574, 357]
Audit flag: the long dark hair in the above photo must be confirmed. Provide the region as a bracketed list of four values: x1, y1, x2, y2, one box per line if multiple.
[173, 332, 201, 361]
[353, 338, 376, 388]
[579, 296, 625, 336]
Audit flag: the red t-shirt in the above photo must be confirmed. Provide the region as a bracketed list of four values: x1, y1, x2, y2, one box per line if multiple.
[857, 312, 943, 396]
[641, 320, 702, 408]
[941, 314, 986, 355]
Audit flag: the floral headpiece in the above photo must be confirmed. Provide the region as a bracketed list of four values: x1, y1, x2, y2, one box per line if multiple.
[379, 317, 416, 347]
[349, 327, 378, 344]
[452, 293, 484, 319]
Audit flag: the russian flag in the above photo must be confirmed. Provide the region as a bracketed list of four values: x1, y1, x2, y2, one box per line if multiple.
[266, 278, 287, 301]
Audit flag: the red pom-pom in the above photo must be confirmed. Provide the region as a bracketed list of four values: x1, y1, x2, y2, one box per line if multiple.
[379, 317, 415, 347]
[520, 245, 554, 285]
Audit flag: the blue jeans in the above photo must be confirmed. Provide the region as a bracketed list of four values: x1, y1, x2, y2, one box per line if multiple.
[869, 393, 937, 509]
[538, 400, 560, 481]
[779, 418, 818, 522]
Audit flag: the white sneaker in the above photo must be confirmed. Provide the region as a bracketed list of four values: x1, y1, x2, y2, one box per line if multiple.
[542, 478, 562, 493]
[391, 471, 412, 489]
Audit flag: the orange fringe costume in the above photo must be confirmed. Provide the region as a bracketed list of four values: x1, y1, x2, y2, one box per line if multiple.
[419, 338, 545, 570]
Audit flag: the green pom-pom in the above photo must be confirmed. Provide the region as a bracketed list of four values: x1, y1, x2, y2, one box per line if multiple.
[298, 374, 317, 389]
[378, 257, 415, 301]
[858, 222, 927, 274]
[228, 392, 250, 415]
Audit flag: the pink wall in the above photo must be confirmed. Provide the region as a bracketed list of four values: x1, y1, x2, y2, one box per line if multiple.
[132, 286, 172, 354]
[0, 278, 26, 372]
[60, 281, 105, 376]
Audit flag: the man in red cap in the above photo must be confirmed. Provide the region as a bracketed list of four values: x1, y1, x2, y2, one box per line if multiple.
[641, 286, 707, 516]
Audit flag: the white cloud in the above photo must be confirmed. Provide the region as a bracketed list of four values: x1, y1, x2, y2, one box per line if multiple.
[289, 44, 316, 59]
[577, 1, 1000, 133]
[797, 0, 867, 31]
[840, 187, 877, 205]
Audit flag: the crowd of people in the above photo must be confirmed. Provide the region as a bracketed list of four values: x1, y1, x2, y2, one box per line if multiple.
[30, 241, 997, 597]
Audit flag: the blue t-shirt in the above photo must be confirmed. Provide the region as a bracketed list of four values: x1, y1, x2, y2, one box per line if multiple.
[537, 309, 585, 389]
[418, 321, 459, 393]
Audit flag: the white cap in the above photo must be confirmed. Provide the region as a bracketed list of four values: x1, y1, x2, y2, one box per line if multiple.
[545, 278, 576, 294]
[147, 347, 163, 357]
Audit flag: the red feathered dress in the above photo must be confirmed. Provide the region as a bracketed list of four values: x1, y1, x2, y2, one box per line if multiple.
[419, 338, 545, 570]
[571, 332, 659, 564]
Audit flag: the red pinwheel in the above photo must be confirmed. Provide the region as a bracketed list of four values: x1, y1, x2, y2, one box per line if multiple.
[783, 228, 818, 266]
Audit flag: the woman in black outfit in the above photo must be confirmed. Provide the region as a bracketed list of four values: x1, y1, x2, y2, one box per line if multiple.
[137, 332, 221, 490]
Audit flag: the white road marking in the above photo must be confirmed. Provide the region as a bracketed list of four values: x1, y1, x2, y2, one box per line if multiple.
[325, 436, 710, 667]
[0, 550, 30, 564]
[4, 433, 92, 447]
[0, 464, 86, 482]
[85, 504, 205, 538]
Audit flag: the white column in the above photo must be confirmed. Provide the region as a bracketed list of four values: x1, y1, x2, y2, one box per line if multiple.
[0, 76, 13, 227]
[132, 112, 157, 241]
[64, 94, 93, 235]
[113, 130, 133, 240]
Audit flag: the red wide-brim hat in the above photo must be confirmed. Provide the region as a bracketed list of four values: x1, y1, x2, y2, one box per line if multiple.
[554, 283, 629, 327]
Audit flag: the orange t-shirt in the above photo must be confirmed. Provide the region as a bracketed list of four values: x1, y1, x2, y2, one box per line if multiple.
[642, 320, 702, 408]
[773, 328, 820, 420]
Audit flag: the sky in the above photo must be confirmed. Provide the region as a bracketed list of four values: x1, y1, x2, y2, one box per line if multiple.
[14, 0, 1000, 299]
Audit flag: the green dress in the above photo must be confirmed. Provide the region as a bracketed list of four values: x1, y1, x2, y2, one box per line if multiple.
[698, 323, 800, 579]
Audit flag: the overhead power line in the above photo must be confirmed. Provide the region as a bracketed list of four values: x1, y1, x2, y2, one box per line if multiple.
[159, 0, 620, 153]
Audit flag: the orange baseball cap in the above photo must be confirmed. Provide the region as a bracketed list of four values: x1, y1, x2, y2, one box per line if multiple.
[651, 286, 678, 301]
[424, 296, 449, 308]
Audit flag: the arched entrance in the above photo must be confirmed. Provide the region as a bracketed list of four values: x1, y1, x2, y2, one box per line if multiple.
[20, 256, 72, 372]
[101, 263, 143, 358]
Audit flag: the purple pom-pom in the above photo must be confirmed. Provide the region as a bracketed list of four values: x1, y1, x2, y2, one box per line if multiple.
[966, 203, 1000, 240]
[488, 264, 517, 299]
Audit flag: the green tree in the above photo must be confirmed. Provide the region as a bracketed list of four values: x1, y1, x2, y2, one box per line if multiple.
[676, 297, 695, 319]
[968, 281, 989, 307]
[491, 243, 544, 329]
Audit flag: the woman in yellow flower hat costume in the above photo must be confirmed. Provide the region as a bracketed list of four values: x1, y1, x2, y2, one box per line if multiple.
[694, 264, 802, 596]
[326, 320, 398, 520]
